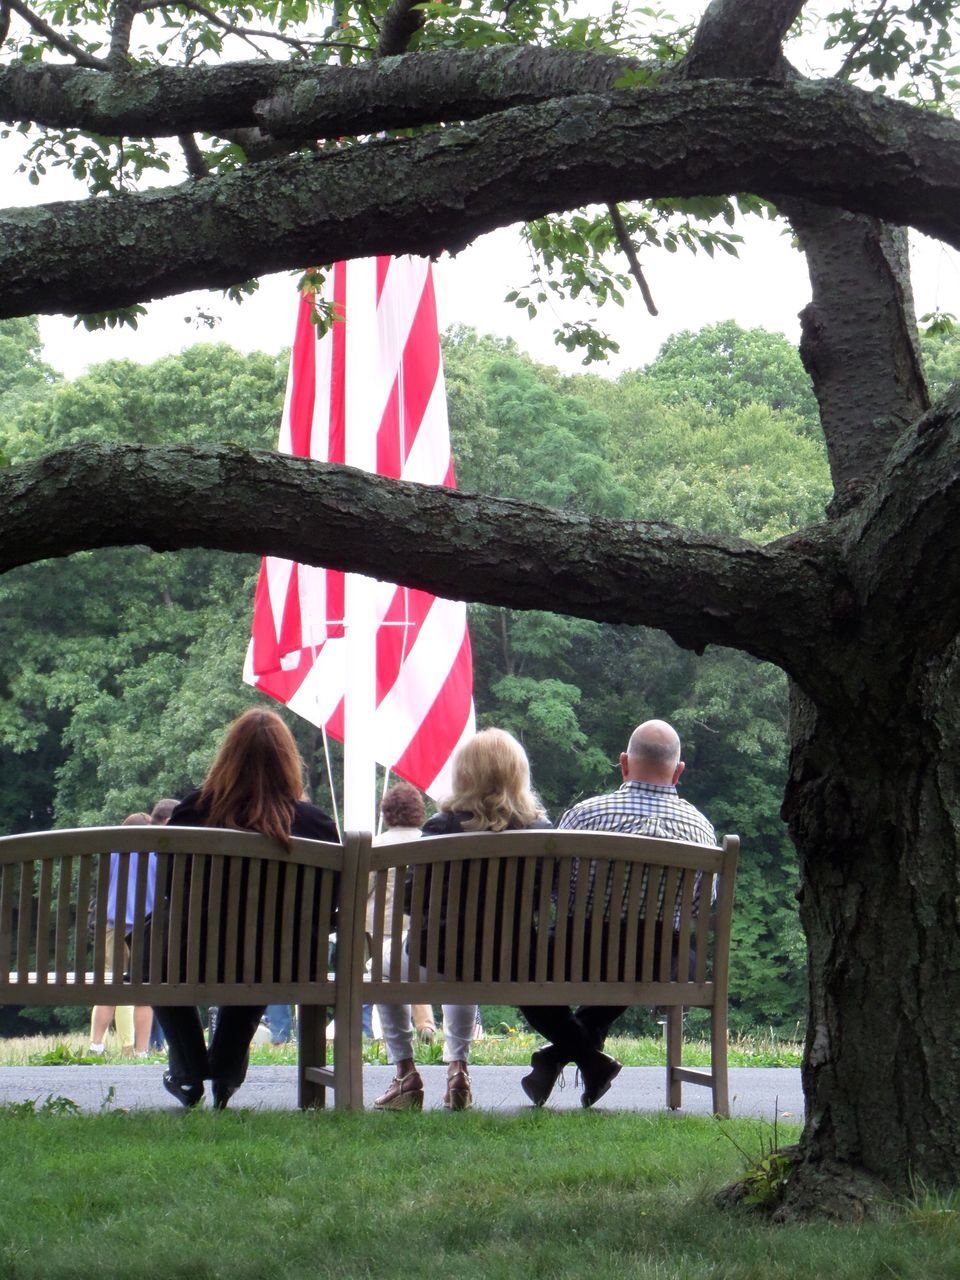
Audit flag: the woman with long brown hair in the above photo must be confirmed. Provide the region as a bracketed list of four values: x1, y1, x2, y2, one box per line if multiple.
[156, 707, 337, 1109]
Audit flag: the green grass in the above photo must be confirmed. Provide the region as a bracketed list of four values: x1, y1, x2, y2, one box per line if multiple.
[0, 1106, 956, 1279]
[2, 1027, 802, 1068]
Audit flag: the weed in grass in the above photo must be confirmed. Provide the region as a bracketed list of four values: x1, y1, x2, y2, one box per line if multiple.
[0, 1093, 81, 1116]
[715, 1107, 798, 1210]
[902, 1177, 960, 1231]
[362, 1038, 387, 1065]
[30, 1041, 101, 1066]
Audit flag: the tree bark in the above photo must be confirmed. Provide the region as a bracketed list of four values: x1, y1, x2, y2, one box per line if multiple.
[0, 440, 841, 677]
[785, 202, 929, 508]
[782, 652, 960, 1212]
[0, 48, 639, 137]
[4, 78, 960, 318]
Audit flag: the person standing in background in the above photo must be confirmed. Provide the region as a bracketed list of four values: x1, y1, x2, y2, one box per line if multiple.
[89, 811, 157, 1057]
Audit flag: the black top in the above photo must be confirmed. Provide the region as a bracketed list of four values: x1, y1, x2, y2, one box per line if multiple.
[421, 809, 552, 837]
[170, 790, 339, 844]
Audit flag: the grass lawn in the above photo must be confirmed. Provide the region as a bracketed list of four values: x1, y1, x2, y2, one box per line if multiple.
[0, 1027, 803, 1068]
[0, 1105, 958, 1280]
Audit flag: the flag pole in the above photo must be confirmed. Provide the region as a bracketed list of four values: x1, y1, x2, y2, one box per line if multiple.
[342, 257, 378, 834]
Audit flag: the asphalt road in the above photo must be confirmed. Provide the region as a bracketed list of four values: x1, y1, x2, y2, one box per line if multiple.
[0, 1064, 802, 1120]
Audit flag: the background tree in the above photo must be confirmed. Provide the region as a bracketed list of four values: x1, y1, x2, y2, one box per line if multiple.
[2, 0, 960, 1215]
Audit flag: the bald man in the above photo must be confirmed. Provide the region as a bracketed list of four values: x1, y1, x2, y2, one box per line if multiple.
[519, 720, 716, 1108]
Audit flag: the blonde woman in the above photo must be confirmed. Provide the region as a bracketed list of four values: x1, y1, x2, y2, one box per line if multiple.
[375, 729, 550, 1112]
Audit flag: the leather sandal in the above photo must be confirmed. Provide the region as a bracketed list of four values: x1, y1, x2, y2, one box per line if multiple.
[374, 1068, 424, 1111]
[443, 1061, 472, 1111]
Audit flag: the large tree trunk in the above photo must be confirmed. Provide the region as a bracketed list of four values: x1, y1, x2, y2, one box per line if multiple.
[781, 654, 960, 1216]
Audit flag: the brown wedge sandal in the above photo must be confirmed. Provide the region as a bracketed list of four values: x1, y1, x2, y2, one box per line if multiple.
[443, 1060, 473, 1111]
[374, 1065, 424, 1111]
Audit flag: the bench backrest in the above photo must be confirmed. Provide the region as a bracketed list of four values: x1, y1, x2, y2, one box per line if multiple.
[0, 826, 356, 1004]
[361, 829, 739, 1007]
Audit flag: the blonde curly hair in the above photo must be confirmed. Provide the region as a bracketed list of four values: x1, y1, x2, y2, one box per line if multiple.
[442, 728, 544, 832]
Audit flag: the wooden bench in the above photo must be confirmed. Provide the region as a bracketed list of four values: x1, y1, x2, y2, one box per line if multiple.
[0, 825, 361, 1109]
[0, 825, 738, 1115]
[357, 829, 739, 1115]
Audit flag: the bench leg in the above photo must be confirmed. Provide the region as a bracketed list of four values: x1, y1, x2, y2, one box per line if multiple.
[298, 1004, 328, 1109]
[710, 1003, 730, 1118]
[666, 1006, 683, 1110]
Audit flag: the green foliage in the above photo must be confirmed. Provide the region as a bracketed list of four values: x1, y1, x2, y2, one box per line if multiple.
[516, 204, 745, 364]
[826, 1, 960, 105]
[640, 320, 821, 428]
[921, 323, 960, 399]
[29, 1043, 99, 1066]
[0, 318, 60, 427]
[0, 344, 288, 829]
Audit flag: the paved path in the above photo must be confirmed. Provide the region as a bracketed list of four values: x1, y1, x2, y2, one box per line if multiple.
[0, 1064, 802, 1119]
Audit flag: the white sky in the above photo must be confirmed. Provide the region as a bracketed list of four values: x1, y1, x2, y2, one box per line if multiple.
[8, 1, 960, 378]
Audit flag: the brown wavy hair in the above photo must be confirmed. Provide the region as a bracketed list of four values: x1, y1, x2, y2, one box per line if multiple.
[442, 728, 544, 832]
[380, 781, 426, 830]
[198, 708, 305, 849]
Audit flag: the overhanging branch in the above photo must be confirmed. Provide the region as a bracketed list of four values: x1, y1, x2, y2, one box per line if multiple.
[0, 442, 840, 680]
[0, 48, 638, 137]
[3, 79, 960, 319]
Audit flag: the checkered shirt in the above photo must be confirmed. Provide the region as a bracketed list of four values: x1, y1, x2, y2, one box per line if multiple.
[557, 781, 717, 923]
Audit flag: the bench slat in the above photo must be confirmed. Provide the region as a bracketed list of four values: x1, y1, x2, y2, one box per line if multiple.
[53, 854, 73, 983]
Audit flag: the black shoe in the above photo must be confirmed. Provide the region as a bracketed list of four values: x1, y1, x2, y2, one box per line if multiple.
[163, 1073, 204, 1108]
[521, 1047, 566, 1107]
[577, 1051, 622, 1108]
[211, 1080, 238, 1110]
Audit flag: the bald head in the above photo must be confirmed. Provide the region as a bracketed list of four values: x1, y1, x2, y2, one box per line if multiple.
[621, 719, 683, 786]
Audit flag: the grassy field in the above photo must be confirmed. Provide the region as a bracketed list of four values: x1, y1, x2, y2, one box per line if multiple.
[0, 1026, 803, 1068]
[0, 1104, 957, 1280]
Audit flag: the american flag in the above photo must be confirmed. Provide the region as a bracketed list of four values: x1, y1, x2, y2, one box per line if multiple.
[244, 256, 475, 800]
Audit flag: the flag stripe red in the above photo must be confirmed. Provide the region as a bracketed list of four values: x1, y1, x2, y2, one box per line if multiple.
[246, 255, 475, 798]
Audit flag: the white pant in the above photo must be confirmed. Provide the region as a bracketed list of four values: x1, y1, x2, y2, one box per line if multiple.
[375, 940, 475, 1063]
[376, 999, 476, 1064]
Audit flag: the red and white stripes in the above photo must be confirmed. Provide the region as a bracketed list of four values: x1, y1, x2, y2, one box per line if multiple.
[245, 257, 475, 800]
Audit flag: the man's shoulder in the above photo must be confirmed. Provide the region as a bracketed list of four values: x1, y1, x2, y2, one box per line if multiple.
[558, 784, 715, 845]
[557, 789, 625, 828]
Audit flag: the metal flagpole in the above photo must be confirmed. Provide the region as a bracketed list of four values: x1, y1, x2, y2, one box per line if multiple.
[342, 257, 379, 835]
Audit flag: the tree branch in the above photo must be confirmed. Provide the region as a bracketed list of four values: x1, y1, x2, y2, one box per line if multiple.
[108, 0, 140, 65]
[4, 0, 107, 69]
[179, 132, 209, 178]
[138, 0, 320, 54]
[608, 202, 657, 316]
[0, 48, 638, 138]
[3, 79, 960, 319]
[679, 0, 806, 79]
[784, 200, 929, 506]
[678, 0, 930, 508]
[835, 0, 888, 81]
[377, 0, 424, 57]
[0, 441, 842, 684]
